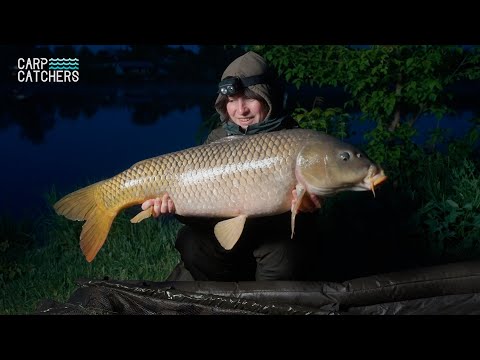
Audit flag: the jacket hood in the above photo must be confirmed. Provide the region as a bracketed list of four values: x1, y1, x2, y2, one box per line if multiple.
[214, 51, 283, 121]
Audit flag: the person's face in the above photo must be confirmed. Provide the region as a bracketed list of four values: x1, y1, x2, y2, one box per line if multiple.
[226, 95, 268, 129]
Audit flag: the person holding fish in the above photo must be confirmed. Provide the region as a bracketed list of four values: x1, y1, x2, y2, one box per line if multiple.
[54, 52, 386, 276]
[142, 51, 324, 281]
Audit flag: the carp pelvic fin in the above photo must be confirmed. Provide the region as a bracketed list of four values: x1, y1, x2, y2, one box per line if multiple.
[53, 181, 116, 263]
[291, 184, 306, 238]
[214, 214, 247, 250]
[130, 207, 154, 223]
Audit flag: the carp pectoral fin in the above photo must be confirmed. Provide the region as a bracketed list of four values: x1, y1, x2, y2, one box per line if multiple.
[130, 207, 154, 223]
[214, 215, 247, 250]
[291, 184, 306, 239]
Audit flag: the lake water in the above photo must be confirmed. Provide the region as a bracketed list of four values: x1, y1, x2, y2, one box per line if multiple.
[0, 82, 477, 219]
[0, 83, 217, 219]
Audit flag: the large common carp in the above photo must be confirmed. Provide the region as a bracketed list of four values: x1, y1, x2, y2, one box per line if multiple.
[54, 129, 387, 262]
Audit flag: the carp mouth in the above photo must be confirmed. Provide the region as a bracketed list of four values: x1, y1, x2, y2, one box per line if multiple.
[360, 167, 387, 197]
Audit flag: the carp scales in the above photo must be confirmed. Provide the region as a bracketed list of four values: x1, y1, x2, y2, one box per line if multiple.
[54, 129, 387, 262]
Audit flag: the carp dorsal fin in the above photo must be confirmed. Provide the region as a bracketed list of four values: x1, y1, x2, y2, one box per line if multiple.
[290, 184, 306, 238]
[209, 135, 243, 144]
[214, 214, 247, 250]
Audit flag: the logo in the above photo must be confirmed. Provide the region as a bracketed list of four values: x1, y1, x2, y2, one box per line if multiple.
[17, 58, 79, 83]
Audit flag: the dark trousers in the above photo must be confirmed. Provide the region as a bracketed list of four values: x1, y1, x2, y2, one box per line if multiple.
[175, 221, 302, 281]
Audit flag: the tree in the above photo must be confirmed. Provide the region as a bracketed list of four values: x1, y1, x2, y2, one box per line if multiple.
[251, 45, 480, 176]
[51, 45, 77, 59]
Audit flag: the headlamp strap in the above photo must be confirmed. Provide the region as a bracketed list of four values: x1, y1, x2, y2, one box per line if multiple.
[239, 74, 270, 88]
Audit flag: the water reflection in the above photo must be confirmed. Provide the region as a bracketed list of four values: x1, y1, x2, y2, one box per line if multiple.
[0, 83, 217, 144]
[0, 83, 218, 218]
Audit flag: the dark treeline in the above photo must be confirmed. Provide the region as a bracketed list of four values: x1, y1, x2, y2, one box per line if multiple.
[0, 45, 249, 144]
[0, 45, 246, 84]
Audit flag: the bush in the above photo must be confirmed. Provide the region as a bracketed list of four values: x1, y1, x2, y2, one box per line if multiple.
[418, 158, 480, 260]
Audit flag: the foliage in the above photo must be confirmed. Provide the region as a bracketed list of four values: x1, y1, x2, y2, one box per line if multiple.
[293, 106, 350, 140]
[247, 45, 480, 260]
[417, 158, 480, 260]
[253, 45, 480, 126]
[363, 122, 424, 184]
[251, 45, 480, 166]
[447, 115, 480, 164]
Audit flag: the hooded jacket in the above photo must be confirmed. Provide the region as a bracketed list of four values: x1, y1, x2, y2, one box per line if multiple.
[206, 51, 298, 144]
[171, 52, 319, 281]
[175, 53, 300, 222]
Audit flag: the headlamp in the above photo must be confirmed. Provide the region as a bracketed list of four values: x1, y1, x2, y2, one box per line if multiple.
[218, 77, 242, 96]
[218, 74, 270, 96]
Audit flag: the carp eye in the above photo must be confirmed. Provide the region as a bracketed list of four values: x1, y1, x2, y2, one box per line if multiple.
[340, 152, 350, 161]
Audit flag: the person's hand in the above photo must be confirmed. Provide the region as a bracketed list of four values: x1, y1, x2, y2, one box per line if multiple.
[141, 193, 176, 218]
[292, 189, 324, 213]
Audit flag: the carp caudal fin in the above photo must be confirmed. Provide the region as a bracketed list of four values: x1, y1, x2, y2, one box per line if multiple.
[53, 181, 115, 262]
[214, 215, 247, 250]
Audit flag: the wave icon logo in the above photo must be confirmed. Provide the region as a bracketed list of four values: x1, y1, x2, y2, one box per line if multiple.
[49, 58, 79, 71]
[17, 57, 80, 83]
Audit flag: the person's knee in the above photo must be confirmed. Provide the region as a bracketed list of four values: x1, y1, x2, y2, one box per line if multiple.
[175, 226, 226, 280]
[254, 240, 298, 281]
[175, 226, 191, 251]
[175, 226, 200, 265]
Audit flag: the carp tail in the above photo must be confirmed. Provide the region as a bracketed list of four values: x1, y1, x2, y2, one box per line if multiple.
[54, 181, 115, 262]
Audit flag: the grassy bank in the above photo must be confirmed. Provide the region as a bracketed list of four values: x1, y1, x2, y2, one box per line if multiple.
[1, 208, 181, 315]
